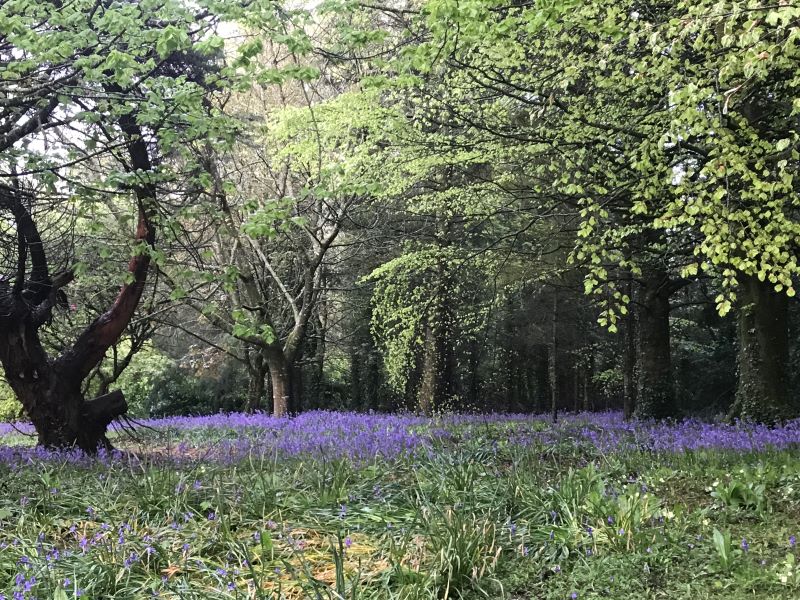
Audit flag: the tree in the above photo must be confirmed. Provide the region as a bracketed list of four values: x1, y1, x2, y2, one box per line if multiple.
[0, 0, 256, 449]
[380, 0, 800, 422]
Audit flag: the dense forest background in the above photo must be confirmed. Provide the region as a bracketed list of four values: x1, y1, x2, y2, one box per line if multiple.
[2, 0, 799, 431]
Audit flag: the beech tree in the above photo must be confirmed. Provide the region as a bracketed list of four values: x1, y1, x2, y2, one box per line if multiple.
[374, 0, 800, 422]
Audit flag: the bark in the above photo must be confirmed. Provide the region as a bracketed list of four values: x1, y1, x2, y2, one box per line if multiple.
[245, 350, 266, 413]
[583, 352, 594, 412]
[0, 322, 126, 451]
[267, 351, 291, 417]
[466, 338, 480, 409]
[622, 305, 637, 419]
[634, 270, 676, 420]
[350, 344, 362, 410]
[549, 289, 559, 423]
[0, 184, 134, 451]
[732, 275, 795, 423]
[290, 361, 304, 414]
[416, 324, 438, 415]
[311, 332, 326, 408]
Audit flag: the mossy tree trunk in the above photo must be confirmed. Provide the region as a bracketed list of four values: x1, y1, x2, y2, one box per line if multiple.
[732, 275, 795, 423]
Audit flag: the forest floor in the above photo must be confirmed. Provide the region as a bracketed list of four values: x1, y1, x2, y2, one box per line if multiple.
[0, 411, 799, 599]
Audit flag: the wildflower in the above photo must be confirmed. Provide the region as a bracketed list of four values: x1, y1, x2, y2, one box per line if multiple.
[124, 552, 139, 568]
[741, 539, 749, 552]
[790, 535, 796, 548]
[344, 536, 352, 548]
[571, 593, 579, 599]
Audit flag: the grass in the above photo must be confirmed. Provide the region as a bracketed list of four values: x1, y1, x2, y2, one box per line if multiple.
[0, 412, 799, 599]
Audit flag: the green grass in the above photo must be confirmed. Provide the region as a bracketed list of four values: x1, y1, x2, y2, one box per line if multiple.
[0, 420, 799, 599]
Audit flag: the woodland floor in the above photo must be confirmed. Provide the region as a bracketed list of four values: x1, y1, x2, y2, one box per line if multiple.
[0, 411, 799, 599]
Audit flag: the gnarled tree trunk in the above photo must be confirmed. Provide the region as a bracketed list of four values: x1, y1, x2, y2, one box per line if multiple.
[0, 110, 155, 451]
[0, 321, 125, 450]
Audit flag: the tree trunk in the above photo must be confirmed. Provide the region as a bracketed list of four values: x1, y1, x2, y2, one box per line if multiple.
[266, 351, 292, 417]
[732, 275, 795, 423]
[417, 324, 439, 415]
[290, 361, 304, 414]
[573, 368, 580, 412]
[0, 182, 142, 451]
[623, 306, 637, 419]
[311, 332, 326, 407]
[549, 289, 559, 423]
[0, 323, 126, 450]
[245, 350, 266, 413]
[350, 345, 362, 410]
[583, 352, 594, 412]
[634, 271, 676, 420]
[467, 338, 480, 409]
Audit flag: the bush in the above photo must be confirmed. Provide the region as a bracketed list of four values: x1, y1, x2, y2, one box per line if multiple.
[0, 380, 22, 422]
[144, 361, 248, 417]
